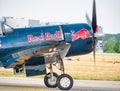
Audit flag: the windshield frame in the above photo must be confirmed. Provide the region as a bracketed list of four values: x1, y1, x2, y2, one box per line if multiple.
[2, 23, 15, 35]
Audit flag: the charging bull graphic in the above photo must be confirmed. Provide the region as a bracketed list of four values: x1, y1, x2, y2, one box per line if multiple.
[71, 28, 91, 41]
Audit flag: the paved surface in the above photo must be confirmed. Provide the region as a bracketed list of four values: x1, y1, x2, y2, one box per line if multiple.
[0, 77, 120, 91]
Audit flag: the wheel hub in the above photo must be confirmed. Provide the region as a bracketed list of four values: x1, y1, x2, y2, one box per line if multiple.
[60, 77, 71, 88]
[48, 76, 57, 86]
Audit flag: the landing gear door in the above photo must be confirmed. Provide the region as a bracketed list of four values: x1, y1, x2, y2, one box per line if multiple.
[25, 56, 46, 77]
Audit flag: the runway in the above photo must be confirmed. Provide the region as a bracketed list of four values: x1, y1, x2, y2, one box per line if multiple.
[0, 77, 120, 91]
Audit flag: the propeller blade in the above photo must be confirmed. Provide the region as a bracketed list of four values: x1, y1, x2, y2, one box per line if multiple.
[85, 0, 97, 65]
[92, 0, 97, 33]
[93, 39, 96, 66]
[85, 13, 91, 27]
[92, 0, 97, 65]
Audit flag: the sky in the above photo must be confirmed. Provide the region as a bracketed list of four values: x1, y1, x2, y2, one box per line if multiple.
[0, 0, 120, 34]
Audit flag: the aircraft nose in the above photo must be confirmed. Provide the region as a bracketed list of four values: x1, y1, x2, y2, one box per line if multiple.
[94, 26, 104, 39]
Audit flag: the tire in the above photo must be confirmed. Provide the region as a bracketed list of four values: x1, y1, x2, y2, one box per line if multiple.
[44, 72, 58, 88]
[57, 74, 73, 90]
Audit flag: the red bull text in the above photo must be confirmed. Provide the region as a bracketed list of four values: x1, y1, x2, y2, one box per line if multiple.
[27, 31, 61, 42]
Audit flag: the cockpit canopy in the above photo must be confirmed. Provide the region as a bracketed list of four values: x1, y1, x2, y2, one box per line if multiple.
[0, 22, 14, 36]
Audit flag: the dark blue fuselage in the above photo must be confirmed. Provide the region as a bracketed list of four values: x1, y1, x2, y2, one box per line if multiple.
[0, 23, 93, 60]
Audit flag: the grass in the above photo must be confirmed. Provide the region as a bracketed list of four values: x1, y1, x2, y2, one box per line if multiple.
[0, 53, 120, 81]
[63, 53, 120, 81]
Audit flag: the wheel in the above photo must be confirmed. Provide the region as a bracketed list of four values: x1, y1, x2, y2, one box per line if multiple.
[57, 74, 73, 90]
[44, 72, 58, 88]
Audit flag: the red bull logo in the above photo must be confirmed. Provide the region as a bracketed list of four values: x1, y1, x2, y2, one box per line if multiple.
[71, 28, 91, 41]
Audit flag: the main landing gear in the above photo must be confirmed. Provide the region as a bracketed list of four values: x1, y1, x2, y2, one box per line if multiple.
[44, 53, 73, 90]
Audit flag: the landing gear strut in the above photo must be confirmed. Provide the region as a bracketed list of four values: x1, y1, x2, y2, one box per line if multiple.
[44, 52, 73, 90]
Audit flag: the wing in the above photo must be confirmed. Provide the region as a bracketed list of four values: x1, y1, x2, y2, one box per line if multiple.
[0, 40, 70, 68]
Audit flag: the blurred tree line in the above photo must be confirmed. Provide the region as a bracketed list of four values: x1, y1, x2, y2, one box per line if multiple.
[102, 34, 120, 53]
